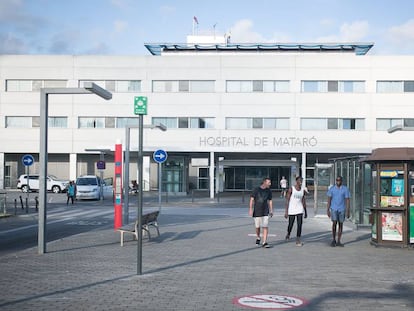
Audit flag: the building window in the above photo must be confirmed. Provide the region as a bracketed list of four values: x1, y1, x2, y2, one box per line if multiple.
[300, 118, 327, 130]
[178, 117, 189, 128]
[178, 80, 190, 92]
[116, 117, 139, 128]
[6, 116, 68, 128]
[190, 117, 214, 128]
[302, 81, 326, 92]
[6, 80, 67, 92]
[376, 118, 402, 131]
[328, 118, 338, 129]
[79, 80, 141, 92]
[301, 118, 364, 130]
[377, 81, 403, 93]
[302, 80, 365, 93]
[78, 117, 106, 128]
[48, 117, 68, 128]
[152, 80, 215, 93]
[404, 81, 414, 92]
[6, 116, 33, 128]
[328, 81, 338, 92]
[404, 118, 414, 127]
[152, 117, 214, 129]
[226, 117, 289, 129]
[376, 80, 414, 93]
[226, 80, 289, 93]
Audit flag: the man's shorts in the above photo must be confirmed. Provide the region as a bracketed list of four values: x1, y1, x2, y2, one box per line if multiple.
[330, 209, 345, 223]
[254, 216, 269, 228]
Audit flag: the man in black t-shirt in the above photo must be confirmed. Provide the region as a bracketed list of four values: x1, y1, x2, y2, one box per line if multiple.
[249, 177, 273, 248]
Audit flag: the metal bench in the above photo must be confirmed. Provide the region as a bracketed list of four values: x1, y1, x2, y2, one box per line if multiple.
[117, 211, 160, 246]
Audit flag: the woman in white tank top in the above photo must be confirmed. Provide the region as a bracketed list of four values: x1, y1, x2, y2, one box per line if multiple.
[284, 176, 307, 246]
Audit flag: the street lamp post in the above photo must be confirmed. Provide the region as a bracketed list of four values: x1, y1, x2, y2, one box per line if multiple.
[122, 122, 166, 275]
[39, 83, 111, 254]
[123, 123, 167, 226]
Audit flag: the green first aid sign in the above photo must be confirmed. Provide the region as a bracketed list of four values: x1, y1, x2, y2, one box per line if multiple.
[134, 96, 147, 115]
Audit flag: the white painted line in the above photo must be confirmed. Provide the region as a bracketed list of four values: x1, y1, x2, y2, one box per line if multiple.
[0, 210, 113, 235]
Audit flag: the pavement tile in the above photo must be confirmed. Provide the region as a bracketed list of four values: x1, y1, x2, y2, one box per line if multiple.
[0, 193, 413, 310]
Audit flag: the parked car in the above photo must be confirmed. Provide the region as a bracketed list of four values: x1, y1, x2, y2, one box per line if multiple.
[75, 175, 113, 200]
[17, 174, 69, 193]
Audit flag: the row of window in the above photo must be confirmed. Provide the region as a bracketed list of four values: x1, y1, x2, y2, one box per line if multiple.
[5, 79, 414, 93]
[5, 116, 413, 131]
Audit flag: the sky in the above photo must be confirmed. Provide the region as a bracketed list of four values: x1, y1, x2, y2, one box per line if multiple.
[2, 0, 414, 56]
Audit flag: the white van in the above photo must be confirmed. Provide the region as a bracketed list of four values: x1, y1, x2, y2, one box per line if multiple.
[17, 174, 69, 193]
[75, 175, 113, 200]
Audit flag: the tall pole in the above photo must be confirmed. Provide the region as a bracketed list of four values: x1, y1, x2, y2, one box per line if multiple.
[158, 163, 162, 210]
[137, 115, 144, 275]
[124, 128, 130, 225]
[100, 152, 104, 201]
[38, 90, 48, 254]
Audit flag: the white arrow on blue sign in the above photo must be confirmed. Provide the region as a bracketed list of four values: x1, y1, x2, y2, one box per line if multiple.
[22, 154, 34, 166]
[153, 149, 168, 164]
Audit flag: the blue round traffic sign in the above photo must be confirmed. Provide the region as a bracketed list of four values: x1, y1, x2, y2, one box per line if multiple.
[153, 149, 168, 164]
[22, 154, 34, 167]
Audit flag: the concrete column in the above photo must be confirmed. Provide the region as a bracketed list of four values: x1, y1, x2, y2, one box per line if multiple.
[69, 153, 77, 181]
[209, 151, 215, 199]
[143, 156, 150, 191]
[0, 152, 4, 189]
[301, 152, 307, 184]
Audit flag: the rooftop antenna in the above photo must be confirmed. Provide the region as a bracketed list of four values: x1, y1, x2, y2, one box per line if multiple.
[213, 23, 217, 39]
[192, 16, 199, 35]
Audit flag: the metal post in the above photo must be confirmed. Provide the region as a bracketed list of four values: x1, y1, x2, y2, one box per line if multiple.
[100, 153, 104, 201]
[123, 128, 130, 225]
[38, 90, 48, 254]
[158, 163, 162, 210]
[137, 114, 143, 275]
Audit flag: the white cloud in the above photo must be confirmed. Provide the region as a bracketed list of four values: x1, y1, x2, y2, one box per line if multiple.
[387, 19, 414, 42]
[316, 21, 369, 42]
[110, 0, 131, 9]
[113, 20, 128, 34]
[0, 33, 26, 54]
[229, 19, 268, 43]
[160, 5, 176, 16]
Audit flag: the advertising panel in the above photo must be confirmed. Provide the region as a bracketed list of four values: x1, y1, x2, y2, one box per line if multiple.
[381, 212, 403, 241]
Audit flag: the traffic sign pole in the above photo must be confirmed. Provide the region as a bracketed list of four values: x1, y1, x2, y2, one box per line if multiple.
[153, 149, 168, 211]
[137, 114, 143, 275]
[22, 154, 34, 202]
[158, 164, 162, 210]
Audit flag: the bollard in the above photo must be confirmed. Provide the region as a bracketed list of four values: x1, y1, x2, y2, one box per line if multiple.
[192, 189, 194, 203]
[242, 190, 245, 203]
[14, 199, 17, 215]
[19, 195, 24, 209]
[25, 197, 29, 214]
[217, 191, 220, 203]
[35, 196, 39, 212]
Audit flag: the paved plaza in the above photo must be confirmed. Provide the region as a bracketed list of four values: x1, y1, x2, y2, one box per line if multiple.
[0, 193, 413, 311]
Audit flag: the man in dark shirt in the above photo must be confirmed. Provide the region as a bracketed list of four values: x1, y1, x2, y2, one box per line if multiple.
[249, 177, 273, 248]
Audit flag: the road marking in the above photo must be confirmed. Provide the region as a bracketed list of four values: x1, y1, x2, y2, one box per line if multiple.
[0, 210, 113, 235]
[233, 294, 308, 310]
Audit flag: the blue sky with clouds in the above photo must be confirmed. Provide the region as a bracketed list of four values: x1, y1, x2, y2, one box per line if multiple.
[1, 0, 414, 55]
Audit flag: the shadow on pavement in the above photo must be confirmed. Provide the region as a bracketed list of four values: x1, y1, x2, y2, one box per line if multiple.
[298, 283, 414, 310]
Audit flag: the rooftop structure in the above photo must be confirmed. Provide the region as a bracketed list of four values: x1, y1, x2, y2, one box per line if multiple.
[144, 42, 374, 56]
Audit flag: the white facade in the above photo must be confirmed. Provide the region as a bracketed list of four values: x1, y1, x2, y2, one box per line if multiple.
[1, 44, 414, 192]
